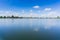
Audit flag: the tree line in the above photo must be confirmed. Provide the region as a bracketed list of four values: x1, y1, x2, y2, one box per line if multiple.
[0, 15, 23, 18]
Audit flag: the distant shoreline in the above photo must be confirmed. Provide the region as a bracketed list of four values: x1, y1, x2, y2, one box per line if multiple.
[0, 17, 60, 19]
[0, 15, 60, 19]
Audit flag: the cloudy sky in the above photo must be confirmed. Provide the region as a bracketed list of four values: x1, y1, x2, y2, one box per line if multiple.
[0, 0, 60, 17]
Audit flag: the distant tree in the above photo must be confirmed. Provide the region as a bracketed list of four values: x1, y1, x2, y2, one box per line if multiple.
[11, 15, 14, 18]
[4, 16, 6, 18]
[15, 16, 19, 18]
[20, 17, 23, 19]
[57, 16, 60, 18]
[0, 16, 3, 18]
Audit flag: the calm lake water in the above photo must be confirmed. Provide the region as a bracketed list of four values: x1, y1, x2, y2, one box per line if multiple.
[0, 19, 60, 40]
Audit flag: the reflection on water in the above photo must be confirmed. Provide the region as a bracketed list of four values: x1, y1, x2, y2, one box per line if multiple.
[0, 19, 60, 40]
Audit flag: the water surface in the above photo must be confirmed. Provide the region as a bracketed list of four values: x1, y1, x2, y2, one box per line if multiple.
[0, 19, 60, 40]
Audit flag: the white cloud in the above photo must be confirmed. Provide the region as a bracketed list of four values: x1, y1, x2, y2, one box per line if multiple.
[33, 5, 40, 9]
[44, 8, 52, 11]
[0, 10, 59, 17]
[40, 11, 60, 17]
[0, 11, 20, 16]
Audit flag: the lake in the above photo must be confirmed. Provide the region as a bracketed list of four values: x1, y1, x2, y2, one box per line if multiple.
[0, 19, 60, 40]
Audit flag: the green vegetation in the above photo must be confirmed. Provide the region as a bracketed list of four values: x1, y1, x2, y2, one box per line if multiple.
[0, 15, 23, 18]
[57, 16, 60, 19]
[0, 16, 3, 18]
[0, 15, 60, 19]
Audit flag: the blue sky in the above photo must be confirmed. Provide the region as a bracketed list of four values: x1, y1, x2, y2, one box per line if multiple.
[0, 0, 60, 10]
[0, 0, 60, 17]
